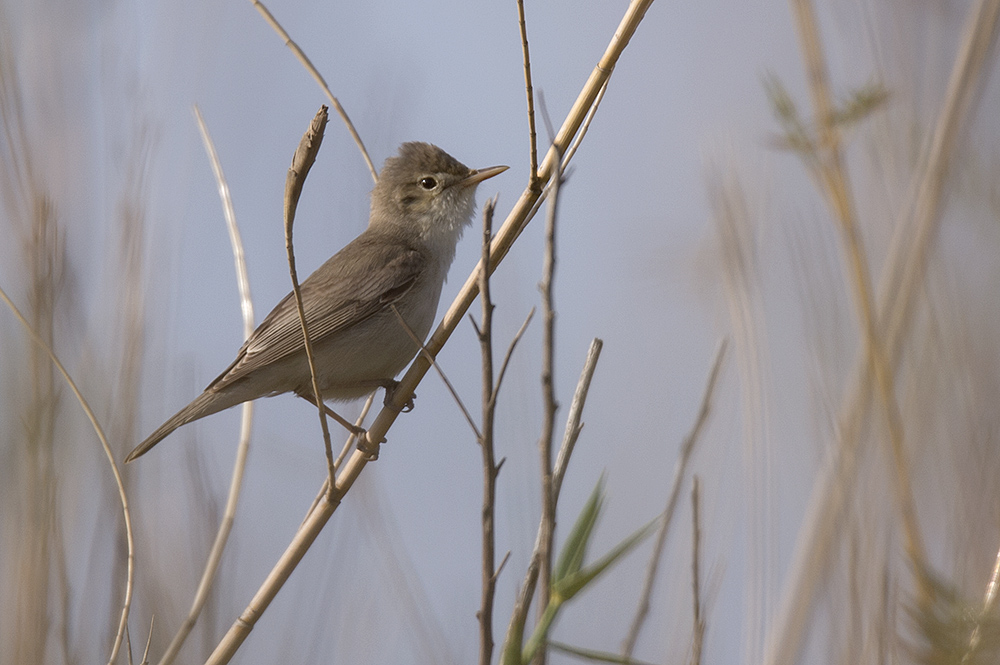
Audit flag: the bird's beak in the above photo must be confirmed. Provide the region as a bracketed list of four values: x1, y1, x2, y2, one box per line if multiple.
[461, 165, 509, 187]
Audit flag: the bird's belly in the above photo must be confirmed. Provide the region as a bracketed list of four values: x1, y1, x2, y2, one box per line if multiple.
[307, 274, 443, 400]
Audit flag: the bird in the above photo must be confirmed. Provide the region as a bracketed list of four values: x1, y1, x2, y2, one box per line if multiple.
[125, 142, 506, 462]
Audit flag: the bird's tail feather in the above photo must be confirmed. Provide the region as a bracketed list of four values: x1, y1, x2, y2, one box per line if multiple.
[125, 391, 226, 463]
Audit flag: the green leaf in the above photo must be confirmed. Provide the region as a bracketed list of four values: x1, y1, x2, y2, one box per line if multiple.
[501, 615, 526, 665]
[549, 641, 661, 665]
[521, 599, 561, 663]
[554, 475, 605, 583]
[554, 515, 659, 602]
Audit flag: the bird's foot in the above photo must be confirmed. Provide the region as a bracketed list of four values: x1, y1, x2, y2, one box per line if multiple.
[356, 430, 386, 460]
[346, 422, 367, 438]
[381, 380, 415, 413]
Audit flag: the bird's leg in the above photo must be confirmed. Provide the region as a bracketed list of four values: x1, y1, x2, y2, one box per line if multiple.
[297, 392, 368, 438]
[297, 393, 386, 461]
[379, 379, 415, 413]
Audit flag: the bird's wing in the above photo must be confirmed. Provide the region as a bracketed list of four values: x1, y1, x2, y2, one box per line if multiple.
[207, 233, 427, 391]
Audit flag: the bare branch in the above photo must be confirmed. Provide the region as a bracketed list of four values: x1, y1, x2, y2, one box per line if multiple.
[490, 307, 535, 412]
[690, 477, 704, 665]
[551, 337, 603, 502]
[623, 339, 726, 657]
[517, 0, 539, 191]
[536, 147, 562, 652]
[477, 196, 499, 665]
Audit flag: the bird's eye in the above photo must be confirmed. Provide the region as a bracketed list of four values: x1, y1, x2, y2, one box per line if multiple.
[419, 176, 437, 190]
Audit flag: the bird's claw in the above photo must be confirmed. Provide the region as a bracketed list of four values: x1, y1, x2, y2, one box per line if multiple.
[356, 431, 386, 460]
[381, 380, 416, 413]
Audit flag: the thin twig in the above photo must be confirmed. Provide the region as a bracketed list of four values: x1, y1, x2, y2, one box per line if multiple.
[283, 106, 337, 494]
[690, 476, 704, 665]
[249, 0, 376, 182]
[0, 285, 134, 665]
[623, 339, 727, 657]
[303, 394, 376, 529]
[156, 106, 258, 665]
[536, 147, 562, 656]
[517, 0, 538, 190]
[490, 307, 535, 412]
[551, 338, 603, 501]
[477, 197, 499, 665]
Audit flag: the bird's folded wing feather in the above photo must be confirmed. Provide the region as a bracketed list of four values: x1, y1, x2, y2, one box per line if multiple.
[207, 234, 427, 391]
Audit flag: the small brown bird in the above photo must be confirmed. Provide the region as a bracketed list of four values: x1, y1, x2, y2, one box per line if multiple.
[126, 142, 506, 462]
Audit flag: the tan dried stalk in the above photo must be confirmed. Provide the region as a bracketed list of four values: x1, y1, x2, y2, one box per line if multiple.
[155, 106, 257, 665]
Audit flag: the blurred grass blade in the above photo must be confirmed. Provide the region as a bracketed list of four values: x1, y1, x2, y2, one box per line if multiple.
[554, 475, 605, 582]
[521, 600, 559, 663]
[554, 515, 659, 601]
[550, 640, 659, 665]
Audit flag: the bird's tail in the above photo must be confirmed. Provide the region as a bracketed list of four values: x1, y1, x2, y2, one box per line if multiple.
[125, 391, 226, 463]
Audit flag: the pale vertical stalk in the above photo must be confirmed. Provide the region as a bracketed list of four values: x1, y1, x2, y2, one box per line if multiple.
[502, 339, 603, 665]
[156, 106, 256, 665]
[711, 168, 774, 661]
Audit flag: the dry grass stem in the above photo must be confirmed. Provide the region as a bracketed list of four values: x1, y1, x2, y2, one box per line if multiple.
[302, 394, 375, 528]
[561, 78, 609, 172]
[284, 106, 339, 491]
[249, 0, 376, 181]
[789, 0, 929, 598]
[0, 285, 134, 665]
[516, 0, 539, 189]
[204, 492, 342, 664]
[764, 1, 1000, 662]
[551, 337, 603, 500]
[155, 106, 257, 665]
[623, 339, 726, 657]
